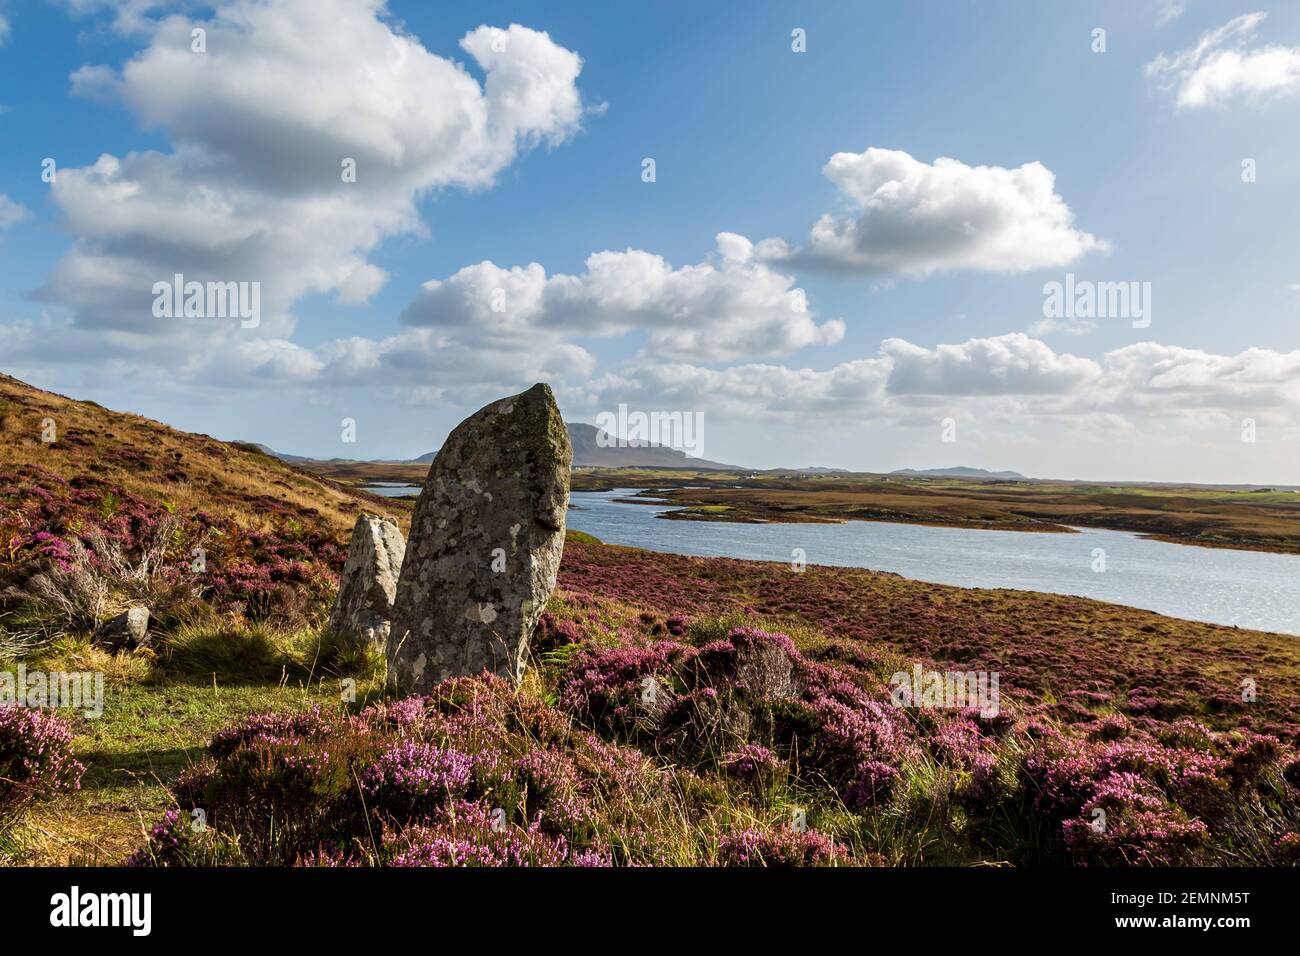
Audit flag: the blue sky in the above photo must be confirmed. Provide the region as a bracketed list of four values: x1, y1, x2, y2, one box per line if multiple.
[1, 0, 1298, 482]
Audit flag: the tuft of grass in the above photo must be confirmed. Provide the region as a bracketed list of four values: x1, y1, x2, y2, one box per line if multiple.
[153, 619, 385, 694]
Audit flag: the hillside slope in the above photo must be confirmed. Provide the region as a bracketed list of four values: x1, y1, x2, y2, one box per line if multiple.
[0, 373, 406, 538]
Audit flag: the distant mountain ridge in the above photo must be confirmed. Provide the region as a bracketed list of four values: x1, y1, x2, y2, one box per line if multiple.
[248, 423, 744, 471]
[565, 423, 741, 470]
[245, 432, 1031, 479]
[891, 466, 1027, 480]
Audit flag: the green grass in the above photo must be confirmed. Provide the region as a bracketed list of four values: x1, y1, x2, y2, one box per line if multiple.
[2, 622, 385, 865]
[5, 680, 352, 865]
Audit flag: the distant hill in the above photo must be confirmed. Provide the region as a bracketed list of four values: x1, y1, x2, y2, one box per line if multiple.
[891, 466, 1028, 481]
[565, 423, 741, 470]
[244, 442, 314, 464]
[250, 423, 744, 471]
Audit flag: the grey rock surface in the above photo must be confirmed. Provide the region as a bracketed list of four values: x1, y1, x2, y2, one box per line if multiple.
[387, 383, 571, 692]
[94, 606, 150, 650]
[328, 514, 406, 650]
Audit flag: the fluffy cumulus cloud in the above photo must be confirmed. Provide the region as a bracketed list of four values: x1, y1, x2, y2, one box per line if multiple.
[153, 231, 843, 403]
[759, 148, 1108, 277]
[1147, 12, 1300, 109]
[571, 358, 892, 424]
[0, 194, 30, 229]
[1097, 342, 1300, 414]
[576, 336, 1300, 432]
[35, 0, 590, 348]
[880, 334, 1101, 396]
[399, 233, 844, 362]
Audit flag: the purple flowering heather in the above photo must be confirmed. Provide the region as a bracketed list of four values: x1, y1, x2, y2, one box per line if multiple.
[718, 827, 842, 867]
[360, 740, 474, 806]
[208, 705, 344, 758]
[0, 705, 85, 821]
[385, 800, 573, 867]
[722, 744, 779, 778]
[125, 809, 190, 866]
[842, 760, 900, 811]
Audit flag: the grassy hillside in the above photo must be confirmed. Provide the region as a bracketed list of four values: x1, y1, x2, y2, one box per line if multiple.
[2, 375, 1299, 868]
[0, 373, 408, 537]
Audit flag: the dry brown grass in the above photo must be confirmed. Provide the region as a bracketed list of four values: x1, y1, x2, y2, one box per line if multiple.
[0, 373, 409, 539]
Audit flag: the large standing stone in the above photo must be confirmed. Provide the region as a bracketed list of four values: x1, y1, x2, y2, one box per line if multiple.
[387, 383, 571, 693]
[328, 514, 406, 651]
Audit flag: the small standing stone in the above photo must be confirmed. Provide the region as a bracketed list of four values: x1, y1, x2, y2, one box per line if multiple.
[94, 606, 150, 651]
[328, 514, 406, 651]
[387, 383, 572, 693]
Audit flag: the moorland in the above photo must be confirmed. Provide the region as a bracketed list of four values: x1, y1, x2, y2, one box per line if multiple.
[2, 374, 1299, 867]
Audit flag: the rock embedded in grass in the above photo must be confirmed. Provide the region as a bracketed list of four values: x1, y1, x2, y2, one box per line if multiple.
[328, 514, 406, 650]
[93, 606, 150, 651]
[387, 383, 572, 692]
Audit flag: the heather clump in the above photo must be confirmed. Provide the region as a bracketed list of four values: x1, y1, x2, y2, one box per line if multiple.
[717, 827, 843, 867]
[842, 760, 900, 811]
[1023, 720, 1299, 865]
[124, 808, 245, 867]
[383, 801, 578, 868]
[121, 581, 1300, 868]
[557, 621, 1027, 856]
[0, 705, 85, 825]
[0, 465, 346, 650]
[556, 623, 913, 784]
[207, 705, 346, 757]
[124, 809, 189, 866]
[558, 641, 696, 741]
[722, 743, 781, 781]
[359, 741, 475, 813]
[144, 673, 716, 865]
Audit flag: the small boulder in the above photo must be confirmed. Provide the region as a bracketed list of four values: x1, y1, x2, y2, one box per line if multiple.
[328, 514, 406, 651]
[94, 607, 150, 651]
[387, 383, 571, 693]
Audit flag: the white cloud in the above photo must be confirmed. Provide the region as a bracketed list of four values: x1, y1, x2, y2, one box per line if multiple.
[400, 233, 845, 362]
[1147, 12, 1300, 108]
[760, 148, 1107, 277]
[880, 333, 1101, 396]
[1157, 1, 1188, 27]
[0, 195, 30, 229]
[577, 336, 1300, 431]
[60, 1, 203, 37]
[0, 15, 10, 46]
[106, 232, 840, 396]
[1097, 342, 1300, 414]
[38, 1, 591, 347]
